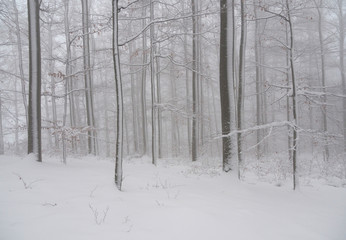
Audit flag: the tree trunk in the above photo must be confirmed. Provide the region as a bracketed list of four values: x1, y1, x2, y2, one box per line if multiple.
[286, 0, 298, 190]
[182, 1, 191, 157]
[112, 0, 123, 190]
[13, 0, 28, 127]
[253, 0, 263, 159]
[64, 0, 77, 153]
[220, 0, 232, 171]
[315, 0, 329, 160]
[81, 0, 96, 155]
[48, 18, 59, 150]
[141, 2, 148, 155]
[156, 44, 162, 159]
[128, 25, 139, 153]
[337, 0, 346, 153]
[27, 0, 42, 162]
[237, 0, 245, 179]
[191, 0, 198, 162]
[150, 0, 157, 165]
[0, 93, 4, 155]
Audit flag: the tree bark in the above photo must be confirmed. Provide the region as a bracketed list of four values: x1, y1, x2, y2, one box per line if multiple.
[12, 0, 28, 127]
[337, 0, 346, 153]
[0, 93, 4, 155]
[27, 0, 42, 162]
[112, 0, 123, 190]
[141, 2, 148, 155]
[64, 0, 77, 153]
[191, 0, 198, 162]
[315, 0, 329, 160]
[237, 0, 245, 178]
[220, 0, 232, 171]
[286, 0, 298, 190]
[81, 0, 96, 155]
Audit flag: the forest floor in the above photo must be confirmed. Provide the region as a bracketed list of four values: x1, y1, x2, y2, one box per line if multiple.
[0, 154, 346, 240]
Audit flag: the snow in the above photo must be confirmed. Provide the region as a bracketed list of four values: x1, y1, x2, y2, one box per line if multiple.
[1, 155, 345, 240]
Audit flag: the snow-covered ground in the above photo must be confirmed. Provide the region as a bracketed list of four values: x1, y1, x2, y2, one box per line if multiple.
[1, 155, 345, 240]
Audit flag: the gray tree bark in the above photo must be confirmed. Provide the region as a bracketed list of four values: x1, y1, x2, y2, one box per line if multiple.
[191, 0, 198, 162]
[314, 0, 329, 160]
[12, 0, 28, 127]
[237, 0, 245, 179]
[81, 0, 96, 155]
[337, 0, 346, 153]
[141, 2, 148, 155]
[0, 93, 4, 155]
[286, 0, 298, 190]
[112, 0, 123, 190]
[219, 0, 232, 171]
[27, 0, 42, 162]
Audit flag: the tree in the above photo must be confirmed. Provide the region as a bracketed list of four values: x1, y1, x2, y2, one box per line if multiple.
[141, 1, 148, 156]
[27, 0, 42, 162]
[150, 0, 157, 165]
[237, 0, 246, 178]
[81, 0, 97, 155]
[112, 0, 123, 190]
[336, 0, 346, 152]
[0, 92, 4, 155]
[314, 0, 329, 160]
[191, 0, 198, 162]
[12, 0, 28, 127]
[219, 0, 232, 171]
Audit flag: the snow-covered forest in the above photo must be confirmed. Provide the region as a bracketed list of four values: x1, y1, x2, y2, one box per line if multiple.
[0, 0, 346, 239]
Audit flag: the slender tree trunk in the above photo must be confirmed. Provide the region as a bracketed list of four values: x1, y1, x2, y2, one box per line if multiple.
[62, 71, 68, 163]
[182, 1, 191, 156]
[253, 0, 263, 159]
[48, 19, 59, 149]
[337, 0, 346, 153]
[284, 22, 293, 164]
[13, 0, 28, 126]
[230, 0, 237, 163]
[150, 0, 157, 165]
[141, 2, 148, 155]
[286, 0, 298, 190]
[43, 82, 53, 149]
[191, 0, 198, 162]
[27, 0, 42, 162]
[220, 0, 232, 171]
[64, 0, 76, 153]
[314, 0, 329, 160]
[14, 80, 19, 154]
[112, 0, 123, 190]
[81, 0, 96, 155]
[156, 44, 162, 159]
[237, 0, 245, 179]
[128, 26, 139, 153]
[0, 93, 4, 155]
[103, 74, 111, 158]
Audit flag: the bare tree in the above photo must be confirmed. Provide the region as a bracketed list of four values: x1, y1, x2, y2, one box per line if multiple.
[286, 0, 298, 189]
[141, 1, 148, 156]
[150, 0, 157, 165]
[336, 0, 346, 152]
[27, 0, 42, 162]
[81, 0, 96, 155]
[0, 92, 4, 155]
[112, 0, 123, 190]
[237, 0, 246, 178]
[12, 0, 28, 126]
[191, 0, 198, 162]
[219, 0, 232, 171]
[314, 0, 329, 160]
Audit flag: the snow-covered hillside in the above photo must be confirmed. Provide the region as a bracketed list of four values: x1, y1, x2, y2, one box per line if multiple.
[1, 155, 345, 240]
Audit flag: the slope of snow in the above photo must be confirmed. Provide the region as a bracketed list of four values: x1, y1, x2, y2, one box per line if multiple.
[0, 155, 345, 240]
